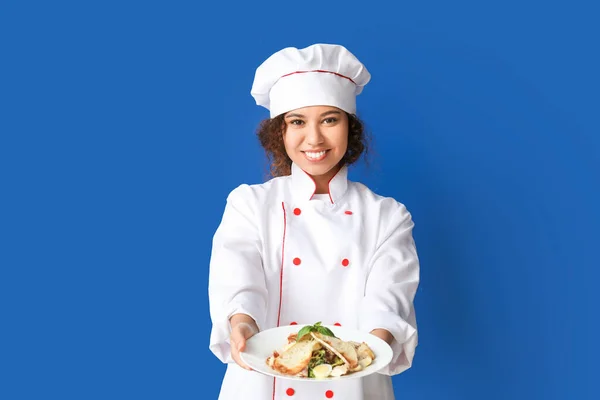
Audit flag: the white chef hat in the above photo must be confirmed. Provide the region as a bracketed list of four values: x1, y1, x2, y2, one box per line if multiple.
[250, 43, 371, 118]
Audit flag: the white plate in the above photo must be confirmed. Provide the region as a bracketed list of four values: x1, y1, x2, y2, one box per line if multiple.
[240, 324, 393, 381]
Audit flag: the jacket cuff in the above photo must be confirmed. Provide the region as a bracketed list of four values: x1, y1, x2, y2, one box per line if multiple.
[209, 300, 265, 364]
[359, 310, 418, 375]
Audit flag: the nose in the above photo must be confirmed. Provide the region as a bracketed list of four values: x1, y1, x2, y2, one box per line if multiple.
[306, 123, 325, 146]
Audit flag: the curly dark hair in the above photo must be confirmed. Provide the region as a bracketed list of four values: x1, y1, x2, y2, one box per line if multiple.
[256, 112, 370, 178]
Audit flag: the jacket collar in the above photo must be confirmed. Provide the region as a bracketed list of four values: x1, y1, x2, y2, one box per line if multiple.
[290, 162, 349, 204]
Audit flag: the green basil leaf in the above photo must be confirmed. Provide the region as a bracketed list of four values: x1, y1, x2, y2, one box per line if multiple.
[316, 326, 336, 337]
[296, 325, 313, 341]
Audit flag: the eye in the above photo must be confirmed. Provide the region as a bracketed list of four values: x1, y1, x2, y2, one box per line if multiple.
[323, 117, 338, 124]
[289, 119, 304, 126]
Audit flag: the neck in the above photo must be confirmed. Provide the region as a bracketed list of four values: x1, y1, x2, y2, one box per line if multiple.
[312, 164, 341, 194]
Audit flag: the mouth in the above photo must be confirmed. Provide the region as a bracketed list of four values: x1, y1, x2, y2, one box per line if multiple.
[302, 149, 329, 162]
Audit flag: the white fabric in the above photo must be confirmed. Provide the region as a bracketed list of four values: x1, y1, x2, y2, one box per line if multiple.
[250, 43, 372, 117]
[208, 163, 420, 400]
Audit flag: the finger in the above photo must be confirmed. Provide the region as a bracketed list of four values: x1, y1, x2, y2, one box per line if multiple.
[230, 330, 252, 371]
[233, 351, 252, 370]
[231, 328, 247, 352]
[230, 344, 252, 371]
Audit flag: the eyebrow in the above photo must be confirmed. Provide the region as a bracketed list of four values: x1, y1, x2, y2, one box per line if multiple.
[284, 110, 342, 119]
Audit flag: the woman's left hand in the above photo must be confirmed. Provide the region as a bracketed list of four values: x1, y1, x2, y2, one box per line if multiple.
[370, 329, 394, 345]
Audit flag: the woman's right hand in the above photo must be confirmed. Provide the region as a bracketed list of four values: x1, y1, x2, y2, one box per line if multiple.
[229, 314, 259, 371]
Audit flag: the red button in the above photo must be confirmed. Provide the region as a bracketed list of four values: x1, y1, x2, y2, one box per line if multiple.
[342, 259, 350, 267]
[293, 258, 301, 265]
[326, 390, 334, 398]
[334, 322, 341, 326]
[290, 321, 297, 325]
[286, 388, 295, 396]
[294, 208, 301, 215]
[345, 211, 353, 215]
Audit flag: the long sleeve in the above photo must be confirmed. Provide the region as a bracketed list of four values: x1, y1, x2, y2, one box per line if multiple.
[358, 202, 420, 376]
[208, 184, 268, 364]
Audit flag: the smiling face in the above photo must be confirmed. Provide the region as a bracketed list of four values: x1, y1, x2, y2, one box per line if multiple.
[282, 106, 349, 181]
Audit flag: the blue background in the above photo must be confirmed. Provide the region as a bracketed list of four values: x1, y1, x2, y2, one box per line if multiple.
[1, 0, 598, 399]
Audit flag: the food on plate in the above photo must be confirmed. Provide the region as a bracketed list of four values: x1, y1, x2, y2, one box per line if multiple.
[265, 322, 376, 378]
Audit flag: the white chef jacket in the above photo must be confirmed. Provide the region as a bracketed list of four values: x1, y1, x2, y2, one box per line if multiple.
[208, 162, 420, 400]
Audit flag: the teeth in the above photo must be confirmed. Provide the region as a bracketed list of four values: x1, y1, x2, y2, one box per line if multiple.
[305, 151, 326, 159]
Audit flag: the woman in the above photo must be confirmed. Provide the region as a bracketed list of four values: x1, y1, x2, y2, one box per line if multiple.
[208, 43, 420, 399]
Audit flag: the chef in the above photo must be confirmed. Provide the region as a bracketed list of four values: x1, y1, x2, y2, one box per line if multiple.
[208, 43, 420, 399]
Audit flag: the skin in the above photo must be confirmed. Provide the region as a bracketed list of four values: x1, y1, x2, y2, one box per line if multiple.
[229, 313, 257, 371]
[282, 105, 349, 194]
[227, 107, 393, 370]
